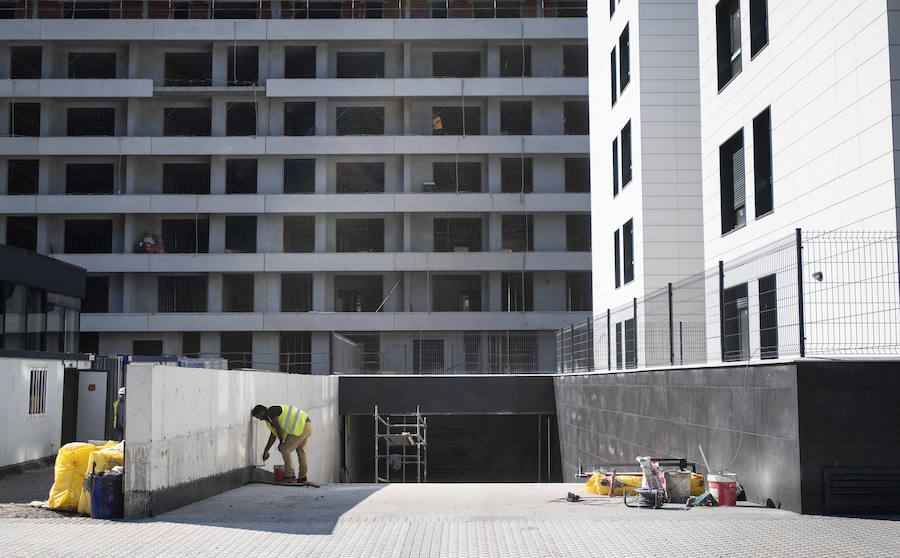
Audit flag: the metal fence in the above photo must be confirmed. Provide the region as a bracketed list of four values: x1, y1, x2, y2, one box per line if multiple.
[557, 229, 900, 372]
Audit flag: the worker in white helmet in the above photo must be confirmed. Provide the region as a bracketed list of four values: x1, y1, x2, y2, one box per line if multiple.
[112, 387, 126, 441]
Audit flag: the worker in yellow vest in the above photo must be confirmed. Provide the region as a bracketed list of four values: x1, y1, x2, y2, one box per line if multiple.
[112, 387, 125, 441]
[251, 404, 313, 484]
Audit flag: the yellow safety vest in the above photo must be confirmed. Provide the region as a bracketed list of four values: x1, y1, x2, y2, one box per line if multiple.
[113, 400, 119, 428]
[265, 405, 308, 438]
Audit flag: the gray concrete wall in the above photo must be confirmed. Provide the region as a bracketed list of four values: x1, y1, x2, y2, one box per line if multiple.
[124, 364, 340, 517]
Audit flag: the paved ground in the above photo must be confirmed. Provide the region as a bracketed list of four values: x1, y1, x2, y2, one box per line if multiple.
[0, 463, 54, 505]
[1, 482, 899, 557]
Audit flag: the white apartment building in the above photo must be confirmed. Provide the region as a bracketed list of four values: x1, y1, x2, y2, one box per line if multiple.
[0, 0, 592, 374]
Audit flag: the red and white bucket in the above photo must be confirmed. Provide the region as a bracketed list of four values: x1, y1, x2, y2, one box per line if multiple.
[273, 465, 285, 482]
[708, 473, 737, 506]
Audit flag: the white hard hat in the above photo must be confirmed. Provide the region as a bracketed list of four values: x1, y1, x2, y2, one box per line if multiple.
[118, 387, 126, 396]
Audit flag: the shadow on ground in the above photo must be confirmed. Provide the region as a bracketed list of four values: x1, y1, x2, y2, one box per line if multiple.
[0, 463, 54, 505]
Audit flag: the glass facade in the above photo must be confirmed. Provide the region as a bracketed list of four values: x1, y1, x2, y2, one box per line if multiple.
[1, 282, 80, 353]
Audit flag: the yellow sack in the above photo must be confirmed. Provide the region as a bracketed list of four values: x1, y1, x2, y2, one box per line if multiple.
[48, 441, 115, 511]
[77, 443, 124, 515]
[582, 471, 705, 497]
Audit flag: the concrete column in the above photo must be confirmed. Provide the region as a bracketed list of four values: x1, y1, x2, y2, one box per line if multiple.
[121, 275, 135, 313]
[403, 41, 411, 78]
[315, 99, 327, 136]
[200, 331, 220, 359]
[316, 42, 328, 78]
[210, 157, 226, 194]
[212, 43, 228, 87]
[258, 214, 280, 252]
[310, 332, 330, 375]
[486, 44, 500, 78]
[486, 97, 500, 135]
[122, 214, 138, 256]
[313, 272, 327, 311]
[126, 98, 138, 136]
[128, 42, 139, 79]
[488, 213, 502, 251]
[208, 273, 223, 312]
[403, 271, 411, 312]
[402, 213, 411, 252]
[402, 97, 410, 135]
[253, 273, 267, 314]
[36, 215, 49, 254]
[268, 100, 284, 136]
[209, 215, 226, 252]
[315, 157, 327, 193]
[256, 99, 269, 136]
[37, 160, 50, 195]
[253, 332, 279, 371]
[488, 271, 501, 311]
[487, 155, 501, 193]
[264, 272, 280, 313]
[211, 98, 227, 136]
[257, 42, 270, 82]
[314, 215, 327, 252]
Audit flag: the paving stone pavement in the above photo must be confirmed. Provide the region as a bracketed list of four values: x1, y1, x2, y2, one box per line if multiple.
[1, 483, 898, 557]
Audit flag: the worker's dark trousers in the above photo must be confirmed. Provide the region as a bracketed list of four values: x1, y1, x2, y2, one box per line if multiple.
[113, 427, 123, 442]
[280, 421, 312, 479]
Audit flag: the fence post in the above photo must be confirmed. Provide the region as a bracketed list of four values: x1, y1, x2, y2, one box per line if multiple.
[796, 227, 806, 357]
[569, 324, 575, 372]
[679, 321, 684, 365]
[719, 260, 725, 362]
[632, 297, 638, 369]
[668, 282, 674, 366]
[606, 308, 611, 371]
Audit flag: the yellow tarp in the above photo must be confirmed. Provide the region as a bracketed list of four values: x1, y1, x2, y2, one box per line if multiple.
[47, 441, 117, 511]
[77, 443, 125, 515]
[583, 472, 706, 497]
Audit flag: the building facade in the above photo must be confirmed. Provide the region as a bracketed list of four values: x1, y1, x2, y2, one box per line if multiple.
[0, 0, 591, 374]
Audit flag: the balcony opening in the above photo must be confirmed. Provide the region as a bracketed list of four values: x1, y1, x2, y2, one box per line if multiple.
[158, 275, 208, 313]
[284, 158, 315, 193]
[281, 273, 313, 312]
[564, 157, 590, 193]
[432, 106, 480, 135]
[336, 107, 385, 135]
[336, 51, 385, 78]
[432, 275, 482, 312]
[8, 160, 39, 195]
[280, 332, 311, 374]
[283, 215, 315, 253]
[213, 1, 257, 18]
[335, 275, 383, 312]
[221, 331, 252, 369]
[501, 272, 533, 311]
[10, 103, 40, 137]
[499, 45, 531, 77]
[433, 217, 482, 252]
[563, 101, 588, 135]
[182, 331, 200, 358]
[336, 162, 385, 193]
[228, 46, 259, 86]
[222, 273, 254, 312]
[64, 219, 112, 254]
[501, 214, 533, 252]
[284, 46, 317, 78]
[566, 214, 590, 251]
[6, 216, 37, 252]
[132, 340, 163, 356]
[66, 163, 114, 194]
[501, 157, 533, 193]
[566, 272, 591, 311]
[164, 53, 212, 86]
[83, 276, 109, 313]
[413, 339, 444, 374]
[161, 217, 210, 253]
[432, 51, 481, 78]
[284, 102, 316, 136]
[11, 47, 42, 80]
[68, 52, 116, 79]
[226, 102, 257, 136]
[336, 218, 385, 252]
[225, 159, 258, 194]
[338, 331, 380, 372]
[554, 0, 587, 17]
[67, 107, 115, 136]
[500, 101, 532, 135]
[488, 331, 542, 374]
[432, 162, 481, 192]
[163, 162, 211, 194]
[563, 44, 588, 77]
[306, 1, 342, 19]
[62, 1, 110, 18]
[163, 107, 211, 136]
[225, 215, 257, 253]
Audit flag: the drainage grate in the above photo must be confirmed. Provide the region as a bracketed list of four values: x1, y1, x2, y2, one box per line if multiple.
[824, 467, 900, 512]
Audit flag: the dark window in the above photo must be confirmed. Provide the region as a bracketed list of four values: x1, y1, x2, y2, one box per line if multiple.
[719, 129, 746, 234]
[283, 215, 315, 253]
[750, 0, 768, 57]
[11, 47, 42, 80]
[758, 273, 778, 359]
[158, 275, 208, 312]
[171, 2, 191, 19]
[556, 0, 587, 17]
[225, 216, 257, 253]
[284, 46, 317, 78]
[336, 107, 385, 135]
[716, 0, 742, 90]
[723, 282, 749, 361]
[336, 218, 384, 252]
[182, 331, 201, 358]
[334, 275, 383, 312]
[501, 157, 533, 193]
[7, 160, 39, 195]
[499, 45, 531, 77]
[6, 216, 37, 251]
[566, 214, 591, 252]
[501, 214, 533, 252]
[65, 163, 114, 194]
[67, 108, 114, 136]
[226, 102, 256, 136]
[281, 273, 313, 312]
[432, 162, 481, 192]
[164, 53, 212, 86]
[566, 272, 592, 311]
[609, 47, 617, 106]
[222, 273, 254, 312]
[227, 46, 259, 86]
[433, 217, 482, 252]
[280, 332, 311, 374]
[83, 277, 109, 313]
[613, 229, 621, 288]
[612, 137, 619, 195]
[430, 0, 448, 18]
[563, 101, 588, 135]
[163, 162, 211, 194]
[432, 106, 480, 135]
[64, 219, 112, 253]
[501, 272, 533, 311]
[500, 101, 532, 135]
[622, 218, 634, 284]
[363, 0, 384, 18]
[214, 2, 257, 18]
[336, 52, 385, 78]
[306, 1, 342, 18]
[623, 317, 635, 368]
[753, 107, 773, 217]
[563, 45, 588, 77]
[68, 52, 115, 79]
[339, 331, 380, 372]
[284, 159, 315, 193]
[433, 51, 482, 77]
[621, 120, 632, 186]
[413, 339, 444, 374]
[284, 102, 316, 136]
[609, 0, 615, 18]
[615, 321, 623, 369]
[336, 162, 385, 193]
[225, 159, 257, 194]
[163, 107, 211, 136]
[221, 332, 252, 370]
[619, 24, 630, 92]
[161, 218, 209, 253]
[79, 332, 100, 355]
[62, 2, 110, 18]
[565, 158, 590, 193]
[432, 275, 481, 312]
[10, 103, 40, 137]
[133, 340, 163, 356]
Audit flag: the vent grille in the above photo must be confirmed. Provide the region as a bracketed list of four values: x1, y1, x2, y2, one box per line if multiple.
[824, 468, 900, 512]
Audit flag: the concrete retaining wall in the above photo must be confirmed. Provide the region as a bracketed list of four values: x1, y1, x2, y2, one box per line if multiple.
[124, 364, 339, 517]
[0, 357, 65, 468]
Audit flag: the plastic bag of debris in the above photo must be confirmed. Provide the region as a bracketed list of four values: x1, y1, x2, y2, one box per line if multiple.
[47, 441, 116, 511]
[77, 443, 125, 515]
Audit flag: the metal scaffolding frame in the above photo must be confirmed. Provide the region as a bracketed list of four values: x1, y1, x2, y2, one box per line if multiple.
[374, 405, 427, 483]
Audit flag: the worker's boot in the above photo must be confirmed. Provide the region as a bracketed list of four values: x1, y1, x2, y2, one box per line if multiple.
[282, 476, 297, 484]
[298, 476, 308, 484]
